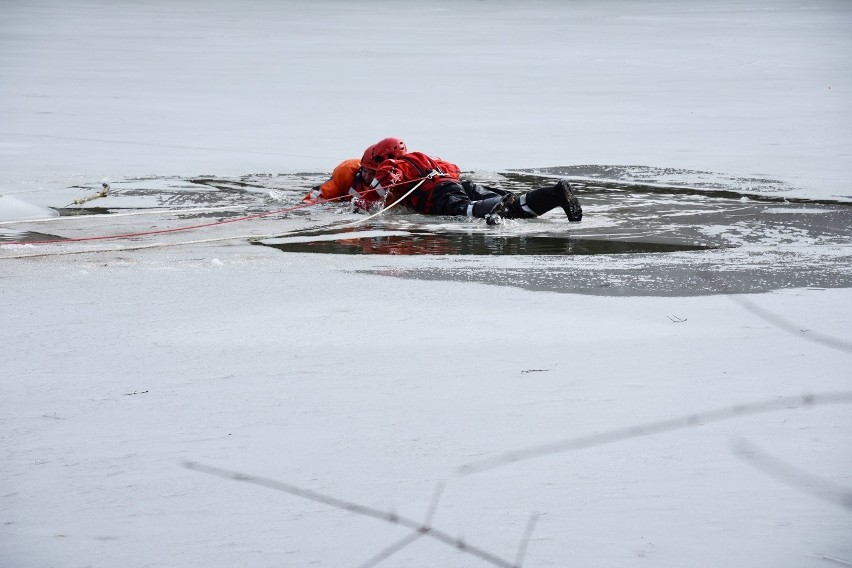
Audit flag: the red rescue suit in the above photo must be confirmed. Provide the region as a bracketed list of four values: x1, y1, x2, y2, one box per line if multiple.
[367, 152, 461, 213]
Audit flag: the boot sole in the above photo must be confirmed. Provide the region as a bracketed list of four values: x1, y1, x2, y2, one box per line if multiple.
[557, 180, 583, 222]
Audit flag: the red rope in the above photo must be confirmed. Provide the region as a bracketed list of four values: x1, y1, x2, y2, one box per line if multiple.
[0, 175, 430, 247]
[1, 202, 317, 246]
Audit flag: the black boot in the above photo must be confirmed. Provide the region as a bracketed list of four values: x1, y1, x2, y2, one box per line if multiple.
[518, 179, 583, 222]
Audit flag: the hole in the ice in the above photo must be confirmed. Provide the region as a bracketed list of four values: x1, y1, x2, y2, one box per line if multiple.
[255, 230, 715, 256]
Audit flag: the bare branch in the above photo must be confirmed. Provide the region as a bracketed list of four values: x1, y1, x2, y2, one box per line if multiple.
[514, 513, 541, 567]
[183, 462, 517, 568]
[812, 553, 852, 566]
[726, 295, 852, 355]
[457, 391, 852, 476]
[732, 438, 852, 512]
[357, 482, 445, 568]
[424, 482, 445, 526]
[357, 532, 425, 568]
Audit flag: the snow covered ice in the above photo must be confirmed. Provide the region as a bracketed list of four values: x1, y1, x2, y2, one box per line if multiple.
[1, 1, 851, 567]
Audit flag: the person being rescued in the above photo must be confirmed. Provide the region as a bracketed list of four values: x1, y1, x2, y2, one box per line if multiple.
[302, 158, 366, 204]
[305, 137, 582, 225]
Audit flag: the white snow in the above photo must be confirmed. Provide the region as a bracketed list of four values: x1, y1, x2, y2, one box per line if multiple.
[1, 2, 850, 568]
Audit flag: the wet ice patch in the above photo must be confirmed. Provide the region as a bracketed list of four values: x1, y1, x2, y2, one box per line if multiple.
[515, 165, 803, 198]
[5, 171, 852, 295]
[763, 208, 829, 215]
[0, 194, 58, 222]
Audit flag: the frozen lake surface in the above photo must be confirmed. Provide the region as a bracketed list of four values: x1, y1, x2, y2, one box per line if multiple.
[1, 2, 851, 567]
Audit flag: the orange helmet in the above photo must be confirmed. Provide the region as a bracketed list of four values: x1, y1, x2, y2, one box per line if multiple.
[360, 137, 407, 171]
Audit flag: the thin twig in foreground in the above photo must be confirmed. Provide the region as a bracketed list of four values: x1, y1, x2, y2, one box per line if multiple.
[457, 391, 852, 476]
[732, 438, 852, 512]
[515, 513, 541, 568]
[357, 483, 445, 568]
[183, 462, 517, 568]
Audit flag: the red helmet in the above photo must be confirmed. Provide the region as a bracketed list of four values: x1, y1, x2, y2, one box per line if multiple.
[360, 137, 407, 171]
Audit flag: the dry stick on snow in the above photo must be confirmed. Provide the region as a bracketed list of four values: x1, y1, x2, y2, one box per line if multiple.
[732, 438, 852, 512]
[182, 462, 519, 568]
[457, 392, 852, 479]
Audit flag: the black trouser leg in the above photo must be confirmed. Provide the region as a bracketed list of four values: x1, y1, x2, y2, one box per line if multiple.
[461, 180, 510, 199]
[462, 180, 538, 219]
[431, 182, 512, 219]
[470, 195, 507, 217]
[430, 182, 476, 216]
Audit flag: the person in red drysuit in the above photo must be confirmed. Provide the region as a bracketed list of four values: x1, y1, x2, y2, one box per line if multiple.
[307, 137, 583, 224]
[364, 148, 583, 224]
